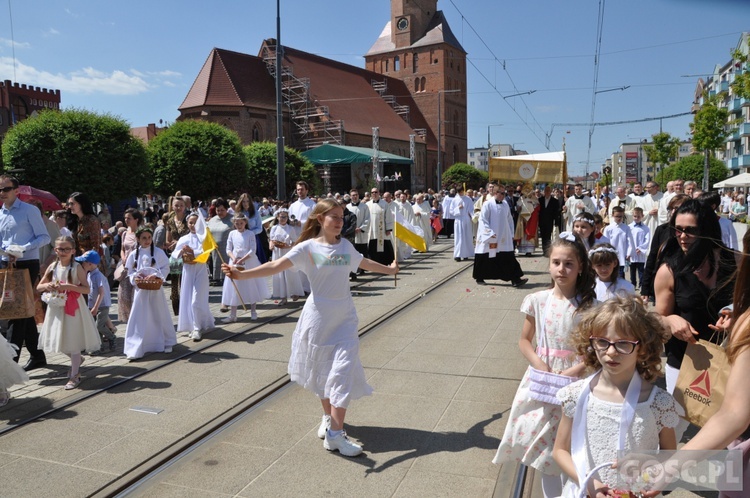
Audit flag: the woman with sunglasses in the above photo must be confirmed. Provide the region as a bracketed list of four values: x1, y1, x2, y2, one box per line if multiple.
[653, 199, 735, 400]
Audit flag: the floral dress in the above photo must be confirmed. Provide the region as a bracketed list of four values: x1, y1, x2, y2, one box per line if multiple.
[493, 289, 586, 475]
[117, 230, 138, 322]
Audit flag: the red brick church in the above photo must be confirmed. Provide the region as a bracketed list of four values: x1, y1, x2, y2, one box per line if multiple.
[178, 0, 467, 191]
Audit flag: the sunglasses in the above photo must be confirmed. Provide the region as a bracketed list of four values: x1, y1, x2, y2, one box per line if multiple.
[589, 336, 639, 355]
[0, 186, 17, 193]
[674, 225, 700, 237]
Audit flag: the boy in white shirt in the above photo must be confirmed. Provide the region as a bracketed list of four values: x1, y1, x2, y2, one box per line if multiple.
[602, 206, 635, 279]
[628, 207, 650, 290]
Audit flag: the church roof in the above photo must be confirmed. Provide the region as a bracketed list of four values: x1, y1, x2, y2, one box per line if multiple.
[178, 48, 277, 110]
[280, 45, 430, 142]
[365, 11, 466, 57]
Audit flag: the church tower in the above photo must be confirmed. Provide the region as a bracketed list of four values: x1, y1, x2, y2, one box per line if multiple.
[365, 0, 467, 187]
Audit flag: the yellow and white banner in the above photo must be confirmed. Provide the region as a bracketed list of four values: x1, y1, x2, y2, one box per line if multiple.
[394, 211, 427, 253]
[192, 211, 217, 264]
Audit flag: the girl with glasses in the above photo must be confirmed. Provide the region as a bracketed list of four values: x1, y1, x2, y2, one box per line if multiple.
[37, 236, 101, 389]
[553, 296, 678, 497]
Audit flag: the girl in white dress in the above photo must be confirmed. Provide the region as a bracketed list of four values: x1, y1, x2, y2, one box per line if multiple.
[590, 243, 635, 302]
[222, 199, 398, 457]
[124, 227, 176, 360]
[221, 213, 269, 323]
[553, 296, 678, 497]
[269, 209, 304, 305]
[37, 236, 101, 389]
[174, 213, 214, 341]
[493, 232, 597, 498]
[572, 212, 599, 251]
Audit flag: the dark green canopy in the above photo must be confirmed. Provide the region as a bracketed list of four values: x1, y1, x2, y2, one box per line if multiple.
[302, 144, 412, 165]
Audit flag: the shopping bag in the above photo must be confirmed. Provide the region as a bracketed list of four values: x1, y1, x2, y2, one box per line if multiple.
[0, 265, 35, 320]
[673, 339, 729, 427]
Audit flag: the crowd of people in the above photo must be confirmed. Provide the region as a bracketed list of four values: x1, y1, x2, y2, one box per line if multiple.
[3, 172, 750, 493]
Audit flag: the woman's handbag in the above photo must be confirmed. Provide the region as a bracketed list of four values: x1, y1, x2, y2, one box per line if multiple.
[673, 337, 729, 427]
[113, 261, 128, 282]
[0, 264, 36, 319]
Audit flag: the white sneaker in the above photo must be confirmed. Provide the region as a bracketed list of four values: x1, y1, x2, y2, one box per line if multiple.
[222, 316, 236, 324]
[191, 330, 202, 341]
[323, 430, 362, 457]
[250, 311, 258, 321]
[317, 414, 331, 439]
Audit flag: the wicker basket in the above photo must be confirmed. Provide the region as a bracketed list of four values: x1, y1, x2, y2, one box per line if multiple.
[183, 252, 197, 265]
[135, 278, 163, 290]
[273, 241, 290, 250]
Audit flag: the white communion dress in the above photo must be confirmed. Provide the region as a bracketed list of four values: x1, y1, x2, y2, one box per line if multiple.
[174, 232, 214, 333]
[38, 261, 102, 354]
[284, 238, 372, 408]
[221, 229, 270, 306]
[124, 245, 177, 359]
[269, 224, 304, 300]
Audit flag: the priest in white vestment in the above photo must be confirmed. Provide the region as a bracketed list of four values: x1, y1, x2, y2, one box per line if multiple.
[366, 188, 395, 265]
[452, 186, 475, 261]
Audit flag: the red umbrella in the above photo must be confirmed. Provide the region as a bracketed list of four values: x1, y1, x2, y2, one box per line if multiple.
[16, 185, 64, 211]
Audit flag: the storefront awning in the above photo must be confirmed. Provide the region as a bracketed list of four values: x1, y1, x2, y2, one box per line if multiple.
[302, 144, 412, 165]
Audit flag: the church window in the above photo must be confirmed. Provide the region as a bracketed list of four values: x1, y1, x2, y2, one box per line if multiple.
[394, 56, 400, 71]
[11, 97, 27, 123]
[413, 53, 419, 73]
[252, 122, 262, 141]
[420, 77, 426, 92]
[414, 79, 420, 92]
[449, 51, 454, 69]
[385, 59, 389, 72]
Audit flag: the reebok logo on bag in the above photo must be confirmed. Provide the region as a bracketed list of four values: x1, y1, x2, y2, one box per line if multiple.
[689, 371, 711, 397]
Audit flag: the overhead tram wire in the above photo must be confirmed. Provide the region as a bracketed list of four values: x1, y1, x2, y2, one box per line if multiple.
[448, 0, 550, 150]
[544, 111, 693, 149]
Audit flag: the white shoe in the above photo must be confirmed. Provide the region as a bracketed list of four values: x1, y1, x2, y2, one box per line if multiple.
[191, 330, 202, 341]
[250, 311, 258, 321]
[323, 430, 362, 457]
[222, 316, 236, 324]
[317, 414, 331, 439]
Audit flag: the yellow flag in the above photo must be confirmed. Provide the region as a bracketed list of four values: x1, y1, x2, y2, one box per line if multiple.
[394, 211, 427, 252]
[192, 211, 217, 264]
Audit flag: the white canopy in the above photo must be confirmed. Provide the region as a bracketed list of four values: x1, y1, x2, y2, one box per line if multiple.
[714, 172, 750, 188]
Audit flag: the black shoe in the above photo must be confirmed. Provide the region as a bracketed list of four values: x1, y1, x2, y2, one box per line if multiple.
[454, 257, 461, 262]
[476, 279, 485, 285]
[511, 278, 529, 288]
[23, 357, 47, 372]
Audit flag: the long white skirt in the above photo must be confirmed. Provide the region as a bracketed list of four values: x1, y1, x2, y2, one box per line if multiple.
[0, 335, 28, 389]
[124, 286, 177, 359]
[221, 255, 270, 306]
[177, 263, 214, 333]
[39, 294, 102, 354]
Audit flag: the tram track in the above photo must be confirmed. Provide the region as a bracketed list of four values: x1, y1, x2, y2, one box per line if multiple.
[96, 246, 476, 497]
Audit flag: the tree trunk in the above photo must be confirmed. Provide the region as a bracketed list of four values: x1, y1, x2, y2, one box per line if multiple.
[703, 149, 710, 192]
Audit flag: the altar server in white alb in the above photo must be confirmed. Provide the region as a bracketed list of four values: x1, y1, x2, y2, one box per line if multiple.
[452, 186, 475, 261]
[601, 205, 635, 279]
[288, 181, 316, 293]
[346, 189, 370, 266]
[563, 183, 596, 232]
[173, 212, 214, 341]
[472, 186, 527, 287]
[366, 188, 395, 265]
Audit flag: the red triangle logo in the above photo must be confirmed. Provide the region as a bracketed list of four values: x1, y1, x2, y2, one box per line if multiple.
[689, 371, 711, 397]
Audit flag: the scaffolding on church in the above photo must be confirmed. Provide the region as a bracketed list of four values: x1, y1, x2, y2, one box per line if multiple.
[262, 42, 344, 150]
[371, 79, 410, 126]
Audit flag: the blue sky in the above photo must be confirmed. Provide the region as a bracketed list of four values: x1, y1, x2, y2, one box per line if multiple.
[1, 0, 748, 178]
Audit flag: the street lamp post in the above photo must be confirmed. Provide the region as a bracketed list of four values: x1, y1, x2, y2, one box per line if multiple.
[437, 89, 461, 189]
[487, 124, 503, 172]
[274, 0, 286, 201]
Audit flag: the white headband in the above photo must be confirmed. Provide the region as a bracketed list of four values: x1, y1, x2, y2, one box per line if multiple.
[588, 246, 618, 257]
[559, 231, 576, 242]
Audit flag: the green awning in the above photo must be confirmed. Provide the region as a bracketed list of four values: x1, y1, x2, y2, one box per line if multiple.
[302, 144, 412, 165]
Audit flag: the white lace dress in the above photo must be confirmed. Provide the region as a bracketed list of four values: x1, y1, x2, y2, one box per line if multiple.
[557, 378, 680, 496]
[493, 290, 585, 475]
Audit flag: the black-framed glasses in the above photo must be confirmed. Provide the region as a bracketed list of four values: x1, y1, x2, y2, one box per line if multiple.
[589, 336, 639, 355]
[0, 186, 16, 193]
[55, 247, 74, 253]
[675, 225, 700, 237]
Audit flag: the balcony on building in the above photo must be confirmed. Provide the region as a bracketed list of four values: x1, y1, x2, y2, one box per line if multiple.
[720, 81, 730, 92]
[729, 155, 750, 170]
[729, 98, 744, 113]
[742, 122, 750, 137]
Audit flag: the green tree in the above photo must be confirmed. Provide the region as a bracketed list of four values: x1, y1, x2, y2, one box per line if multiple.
[243, 142, 316, 198]
[731, 38, 750, 99]
[441, 162, 488, 190]
[643, 132, 681, 175]
[691, 94, 731, 190]
[655, 154, 728, 188]
[1, 109, 149, 203]
[149, 120, 248, 200]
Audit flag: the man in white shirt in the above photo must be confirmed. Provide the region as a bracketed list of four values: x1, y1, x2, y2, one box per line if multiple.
[288, 180, 316, 292]
[658, 179, 684, 225]
[609, 186, 635, 224]
[633, 181, 662, 250]
[346, 189, 370, 273]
